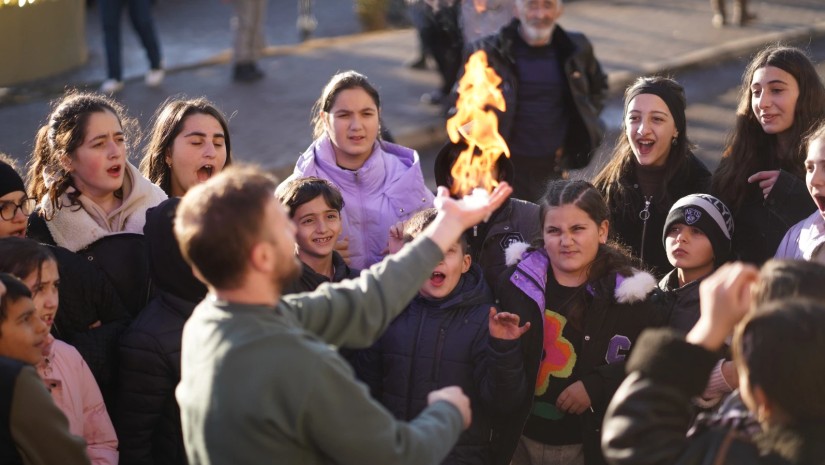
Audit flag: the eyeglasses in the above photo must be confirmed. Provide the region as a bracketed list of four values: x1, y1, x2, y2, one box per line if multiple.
[0, 197, 36, 221]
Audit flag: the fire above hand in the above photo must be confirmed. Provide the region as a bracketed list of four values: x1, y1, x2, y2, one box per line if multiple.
[446, 50, 511, 199]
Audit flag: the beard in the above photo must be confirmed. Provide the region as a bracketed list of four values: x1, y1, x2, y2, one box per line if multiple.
[276, 254, 303, 290]
[520, 22, 555, 45]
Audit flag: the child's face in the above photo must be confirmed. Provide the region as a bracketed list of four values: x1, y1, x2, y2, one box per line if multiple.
[665, 223, 715, 274]
[419, 242, 471, 299]
[805, 136, 825, 220]
[0, 296, 48, 365]
[20, 260, 59, 331]
[293, 196, 342, 261]
[543, 204, 608, 286]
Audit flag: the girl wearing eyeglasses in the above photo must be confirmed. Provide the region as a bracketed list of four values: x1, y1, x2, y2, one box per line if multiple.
[0, 156, 35, 238]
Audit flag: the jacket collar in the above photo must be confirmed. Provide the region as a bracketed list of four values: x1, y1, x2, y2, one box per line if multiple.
[756, 420, 825, 463]
[40, 162, 167, 252]
[499, 19, 575, 63]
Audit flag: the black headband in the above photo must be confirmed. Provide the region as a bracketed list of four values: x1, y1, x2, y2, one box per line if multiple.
[0, 162, 25, 198]
[625, 81, 687, 138]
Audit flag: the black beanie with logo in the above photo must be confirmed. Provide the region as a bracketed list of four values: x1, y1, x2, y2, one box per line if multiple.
[663, 193, 734, 267]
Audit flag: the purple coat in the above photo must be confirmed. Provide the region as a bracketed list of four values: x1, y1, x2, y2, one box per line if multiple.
[289, 136, 434, 269]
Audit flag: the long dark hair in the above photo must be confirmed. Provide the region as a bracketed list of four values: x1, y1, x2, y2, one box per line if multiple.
[593, 76, 695, 210]
[538, 180, 639, 329]
[311, 70, 381, 140]
[26, 91, 136, 217]
[712, 45, 825, 210]
[140, 97, 233, 195]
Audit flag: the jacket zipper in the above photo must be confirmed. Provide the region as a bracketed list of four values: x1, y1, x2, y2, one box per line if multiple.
[431, 312, 458, 382]
[638, 196, 652, 263]
[405, 306, 428, 419]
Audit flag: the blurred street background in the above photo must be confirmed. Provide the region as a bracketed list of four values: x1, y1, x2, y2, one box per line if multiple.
[0, 0, 823, 187]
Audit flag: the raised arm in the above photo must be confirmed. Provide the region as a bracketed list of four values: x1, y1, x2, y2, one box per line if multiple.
[289, 184, 512, 347]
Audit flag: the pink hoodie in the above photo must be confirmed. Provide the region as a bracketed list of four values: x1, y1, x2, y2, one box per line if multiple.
[38, 334, 118, 465]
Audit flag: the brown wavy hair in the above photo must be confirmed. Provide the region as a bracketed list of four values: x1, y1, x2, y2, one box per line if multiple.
[140, 97, 233, 195]
[711, 45, 825, 210]
[26, 91, 136, 218]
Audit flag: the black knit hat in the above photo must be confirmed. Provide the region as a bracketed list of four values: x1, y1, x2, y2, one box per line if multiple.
[0, 161, 25, 198]
[662, 194, 734, 267]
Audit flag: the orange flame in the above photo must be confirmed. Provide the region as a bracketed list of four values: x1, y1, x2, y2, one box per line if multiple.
[446, 50, 510, 197]
[473, 0, 487, 13]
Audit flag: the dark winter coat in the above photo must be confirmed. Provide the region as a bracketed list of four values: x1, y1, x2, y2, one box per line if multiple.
[354, 263, 523, 465]
[461, 19, 608, 170]
[604, 153, 712, 278]
[603, 328, 825, 465]
[28, 215, 153, 317]
[724, 170, 816, 265]
[282, 251, 361, 295]
[117, 291, 194, 465]
[657, 269, 701, 334]
[494, 247, 667, 465]
[116, 198, 207, 465]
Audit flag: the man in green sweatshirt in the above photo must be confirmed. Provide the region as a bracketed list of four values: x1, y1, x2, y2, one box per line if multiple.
[173, 165, 512, 465]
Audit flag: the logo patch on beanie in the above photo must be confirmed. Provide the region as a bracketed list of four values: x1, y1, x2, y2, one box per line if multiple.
[684, 208, 702, 225]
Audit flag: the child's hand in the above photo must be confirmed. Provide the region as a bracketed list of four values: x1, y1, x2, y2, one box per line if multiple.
[687, 262, 759, 351]
[488, 308, 530, 340]
[386, 221, 405, 255]
[556, 381, 591, 415]
[335, 237, 351, 265]
[747, 170, 780, 199]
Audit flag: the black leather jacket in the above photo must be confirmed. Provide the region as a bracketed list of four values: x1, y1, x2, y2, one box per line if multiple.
[458, 19, 608, 170]
[603, 329, 825, 465]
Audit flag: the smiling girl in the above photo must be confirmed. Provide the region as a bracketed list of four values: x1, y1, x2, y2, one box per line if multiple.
[287, 71, 434, 270]
[26, 92, 167, 316]
[593, 77, 711, 277]
[141, 97, 232, 197]
[712, 45, 825, 265]
[494, 180, 666, 465]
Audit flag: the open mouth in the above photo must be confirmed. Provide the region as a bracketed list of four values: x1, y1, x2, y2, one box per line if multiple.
[197, 165, 215, 182]
[312, 236, 333, 245]
[107, 165, 122, 176]
[430, 271, 446, 286]
[814, 195, 825, 212]
[636, 140, 654, 155]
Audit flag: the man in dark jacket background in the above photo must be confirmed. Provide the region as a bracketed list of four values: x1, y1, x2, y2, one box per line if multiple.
[456, 0, 608, 202]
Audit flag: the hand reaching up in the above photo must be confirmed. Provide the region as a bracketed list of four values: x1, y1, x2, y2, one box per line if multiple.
[489, 308, 531, 340]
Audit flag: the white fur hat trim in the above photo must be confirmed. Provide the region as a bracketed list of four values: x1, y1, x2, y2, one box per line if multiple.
[504, 241, 530, 266]
[615, 270, 657, 303]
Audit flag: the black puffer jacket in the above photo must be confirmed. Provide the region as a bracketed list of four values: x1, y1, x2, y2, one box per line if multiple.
[603, 329, 825, 465]
[604, 154, 712, 278]
[354, 263, 523, 465]
[28, 214, 153, 317]
[494, 248, 667, 465]
[116, 198, 206, 465]
[117, 291, 194, 465]
[459, 19, 608, 170]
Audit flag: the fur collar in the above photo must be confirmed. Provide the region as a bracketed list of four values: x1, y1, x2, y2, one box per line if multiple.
[40, 163, 167, 252]
[505, 241, 657, 304]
